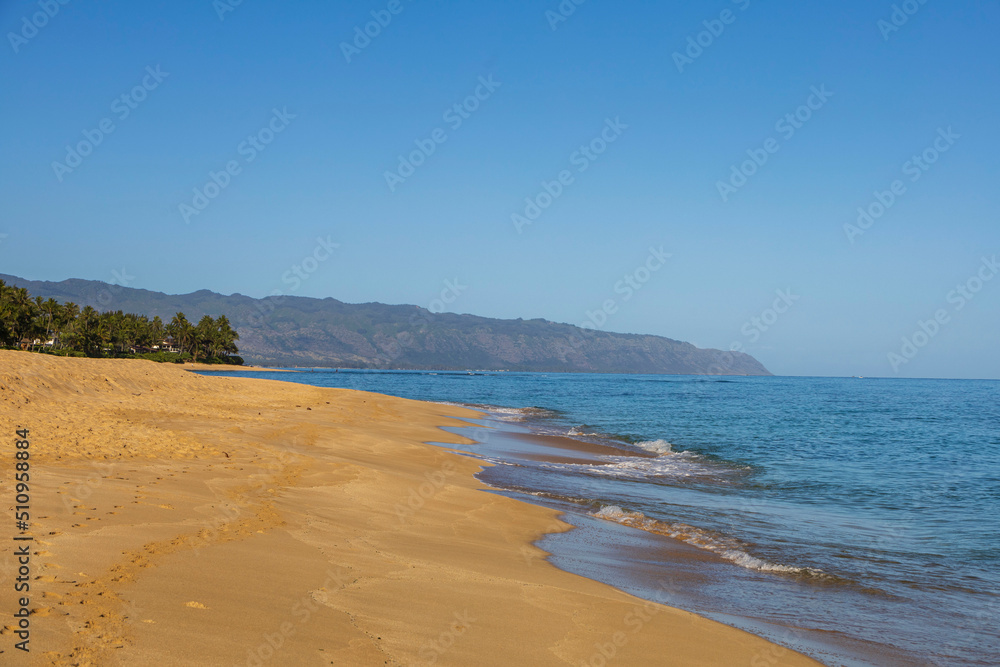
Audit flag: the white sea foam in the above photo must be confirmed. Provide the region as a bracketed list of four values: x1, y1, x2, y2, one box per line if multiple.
[438, 404, 533, 422]
[471, 405, 559, 422]
[487, 407, 530, 421]
[634, 439, 675, 455]
[592, 505, 825, 577]
[539, 450, 721, 482]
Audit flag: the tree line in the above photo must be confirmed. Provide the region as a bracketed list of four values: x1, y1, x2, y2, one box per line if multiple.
[0, 280, 241, 364]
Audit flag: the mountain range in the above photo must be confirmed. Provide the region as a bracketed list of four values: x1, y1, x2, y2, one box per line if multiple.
[1, 274, 771, 375]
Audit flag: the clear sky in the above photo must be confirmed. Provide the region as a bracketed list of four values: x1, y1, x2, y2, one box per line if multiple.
[2, 0, 998, 378]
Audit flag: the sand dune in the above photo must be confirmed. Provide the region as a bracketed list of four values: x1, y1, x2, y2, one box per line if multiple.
[0, 351, 820, 666]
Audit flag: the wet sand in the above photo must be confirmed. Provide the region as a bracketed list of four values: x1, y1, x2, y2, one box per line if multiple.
[505, 432, 658, 459]
[180, 363, 298, 373]
[0, 351, 821, 666]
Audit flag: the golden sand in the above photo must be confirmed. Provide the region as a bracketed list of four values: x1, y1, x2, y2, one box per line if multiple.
[0, 351, 820, 666]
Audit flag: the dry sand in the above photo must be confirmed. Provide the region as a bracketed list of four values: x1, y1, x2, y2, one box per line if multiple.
[0, 351, 821, 666]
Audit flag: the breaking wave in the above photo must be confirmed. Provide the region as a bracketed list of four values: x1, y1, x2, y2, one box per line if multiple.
[591, 505, 827, 578]
[633, 439, 675, 455]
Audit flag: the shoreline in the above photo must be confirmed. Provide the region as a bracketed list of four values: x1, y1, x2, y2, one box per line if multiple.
[0, 351, 820, 665]
[180, 363, 299, 373]
[436, 416, 907, 667]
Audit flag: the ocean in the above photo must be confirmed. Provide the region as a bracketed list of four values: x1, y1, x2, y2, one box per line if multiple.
[200, 369, 999, 666]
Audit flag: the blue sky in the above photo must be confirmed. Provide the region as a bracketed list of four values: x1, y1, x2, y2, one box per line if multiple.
[1, 0, 998, 378]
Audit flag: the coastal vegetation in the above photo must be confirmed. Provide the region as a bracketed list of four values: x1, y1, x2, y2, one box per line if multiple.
[0, 279, 241, 364]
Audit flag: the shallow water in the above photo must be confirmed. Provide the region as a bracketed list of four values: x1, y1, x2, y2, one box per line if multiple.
[200, 369, 1000, 666]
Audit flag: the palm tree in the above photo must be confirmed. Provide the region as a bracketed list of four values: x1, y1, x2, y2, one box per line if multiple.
[150, 316, 164, 346]
[67, 306, 106, 357]
[103, 311, 131, 355]
[0, 280, 15, 346]
[40, 298, 60, 340]
[53, 302, 80, 349]
[62, 301, 80, 321]
[131, 314, 154, 350]
[216, 316, 240, 357]
[10, 288, 39, 347]
[167, 313, 194, 357]
[194, 315, 218, 362]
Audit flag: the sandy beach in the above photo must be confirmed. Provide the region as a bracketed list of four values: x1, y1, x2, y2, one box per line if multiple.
[0, 351, 821, 666]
